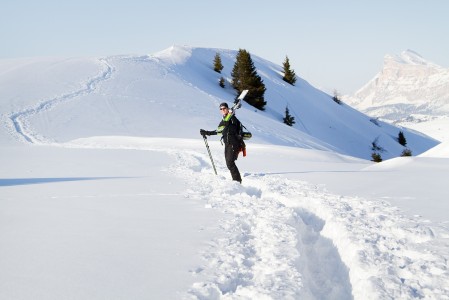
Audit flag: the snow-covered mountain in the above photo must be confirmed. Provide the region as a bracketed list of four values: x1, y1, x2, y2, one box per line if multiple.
[344, 50, 449, 123]
[1, 46, 448, 299]
[0, 46, 437, 160]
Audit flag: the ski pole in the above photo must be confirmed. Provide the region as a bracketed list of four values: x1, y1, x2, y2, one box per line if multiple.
[202, 135, 217, 175]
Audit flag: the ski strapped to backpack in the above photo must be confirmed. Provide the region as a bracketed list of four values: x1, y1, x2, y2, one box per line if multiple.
[230, 89, 248, 113]
[233, 90, 252, 157]
[234, 90, 252, 141]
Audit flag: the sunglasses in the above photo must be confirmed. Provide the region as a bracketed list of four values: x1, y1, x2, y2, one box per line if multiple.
[220, 107, 228, 111]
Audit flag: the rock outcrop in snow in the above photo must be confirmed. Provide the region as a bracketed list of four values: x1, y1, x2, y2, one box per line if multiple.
[345, 50, 449, 121]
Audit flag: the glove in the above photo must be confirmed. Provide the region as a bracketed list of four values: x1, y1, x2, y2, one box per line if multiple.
[200, 129, 208, 136]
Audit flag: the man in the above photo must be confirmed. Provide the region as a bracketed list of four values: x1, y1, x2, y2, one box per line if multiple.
[200, 102, 243, 183]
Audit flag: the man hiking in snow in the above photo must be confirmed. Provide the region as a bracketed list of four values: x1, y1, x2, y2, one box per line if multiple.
[200, 102, 243, 183]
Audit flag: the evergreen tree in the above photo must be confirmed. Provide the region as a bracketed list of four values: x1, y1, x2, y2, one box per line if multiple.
[213, 53, 224, 73]
[371, 137, 385, 152]
[283, 106, 295, 126]
[282, 56, 297, 85]
[219, 77, 225, 88]
[401, 148, 412, 157]
[398, 131, 407, 146]
[332, 90, 342, 104]
[371, 152, 382, 162]
[231, 49, 267, 110]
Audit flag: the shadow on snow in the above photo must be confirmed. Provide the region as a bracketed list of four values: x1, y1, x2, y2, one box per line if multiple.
[0, 177, 129, 187]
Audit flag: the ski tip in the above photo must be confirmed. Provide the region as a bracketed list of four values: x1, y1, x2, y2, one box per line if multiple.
[238, 89, 249, 100]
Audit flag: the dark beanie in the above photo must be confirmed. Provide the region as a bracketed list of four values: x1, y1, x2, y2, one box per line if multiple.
[219, 102, 229, 108]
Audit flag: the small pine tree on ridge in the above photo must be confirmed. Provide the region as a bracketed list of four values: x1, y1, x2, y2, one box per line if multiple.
[213, 53, 223, 73]
[282, 56, 297, 85]
[283, 106, 295, 126]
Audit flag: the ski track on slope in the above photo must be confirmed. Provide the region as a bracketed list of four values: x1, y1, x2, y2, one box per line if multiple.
[7, 58, 114, 144]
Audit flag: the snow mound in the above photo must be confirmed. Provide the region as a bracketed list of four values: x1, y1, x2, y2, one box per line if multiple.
[420, 141, 449, 158]
[151, 45, 193, 65]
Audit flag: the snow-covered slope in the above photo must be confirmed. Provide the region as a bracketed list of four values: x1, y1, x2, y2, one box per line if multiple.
[344, 50, 449, 123]
[1, 46, 448, 299]
[1, 46, 438, 160]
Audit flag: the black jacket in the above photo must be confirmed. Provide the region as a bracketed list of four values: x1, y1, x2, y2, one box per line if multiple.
[211, 113, 242, 145]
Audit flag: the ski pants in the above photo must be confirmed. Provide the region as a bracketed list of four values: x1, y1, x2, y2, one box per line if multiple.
[225, 143, 242, 183]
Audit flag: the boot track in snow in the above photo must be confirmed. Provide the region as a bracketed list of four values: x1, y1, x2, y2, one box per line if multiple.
[7, 58, 114, 144]
[174, 150, 448, 300]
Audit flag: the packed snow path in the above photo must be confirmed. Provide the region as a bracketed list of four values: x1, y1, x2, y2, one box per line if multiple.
[183, 174, 353, 299]
[169, 146, 448, 299]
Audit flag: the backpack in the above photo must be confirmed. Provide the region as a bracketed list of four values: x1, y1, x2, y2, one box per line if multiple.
[239, 124, 251, 157]
[240, 124, 252, 140]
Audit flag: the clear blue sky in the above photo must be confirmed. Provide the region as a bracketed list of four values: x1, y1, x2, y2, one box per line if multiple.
[2, 0, 448, 94]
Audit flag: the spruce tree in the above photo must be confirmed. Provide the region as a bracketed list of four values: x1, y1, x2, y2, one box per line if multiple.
[282, 56, 297, 85]
[213, 53, 224, 73]
[401, 148, 412, 157]
[219, 77, 225, 88]
[231, 49, 267, 110]
[283, 106, 295, 126]
[398, 131, 407, 146]
[371, 138, 384, 152]
[332, 90, 342, 104]
[371, 152, 382, 162]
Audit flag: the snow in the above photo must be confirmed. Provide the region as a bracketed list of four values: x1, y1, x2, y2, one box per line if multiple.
[388, 50, 439, 67]
[344, 49, 449, 119]
[1, 46, 448, 299]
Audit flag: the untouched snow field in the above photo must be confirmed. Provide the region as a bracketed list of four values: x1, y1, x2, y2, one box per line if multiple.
[1, 46, 448, 299]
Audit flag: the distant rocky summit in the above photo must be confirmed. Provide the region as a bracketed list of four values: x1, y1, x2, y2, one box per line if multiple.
[344, 50, 449, 122]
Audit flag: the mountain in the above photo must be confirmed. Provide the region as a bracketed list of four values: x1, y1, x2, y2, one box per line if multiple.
[344, 50, 449, 123]
[1, 46, 449, 299]
[0, 46, 437, 160]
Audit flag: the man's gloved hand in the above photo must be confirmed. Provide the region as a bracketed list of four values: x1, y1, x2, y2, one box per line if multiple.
[200, 129, 208, 136]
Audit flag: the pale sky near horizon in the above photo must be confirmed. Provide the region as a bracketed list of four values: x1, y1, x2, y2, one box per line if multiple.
[2, 0, 448, 94]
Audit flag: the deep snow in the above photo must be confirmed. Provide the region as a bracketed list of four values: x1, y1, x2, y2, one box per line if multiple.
[1, 46, 448, 299]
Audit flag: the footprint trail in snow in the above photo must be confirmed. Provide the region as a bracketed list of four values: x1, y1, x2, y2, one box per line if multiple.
[176, 151, 449, 300]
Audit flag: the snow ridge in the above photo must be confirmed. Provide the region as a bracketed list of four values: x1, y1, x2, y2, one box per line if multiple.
[388, 50, 436, 67]
[8, 58, 114, 144]
[2, 47, 438, 160]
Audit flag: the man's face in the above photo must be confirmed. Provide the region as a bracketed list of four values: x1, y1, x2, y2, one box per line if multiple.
[220, 106, 229, 116]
